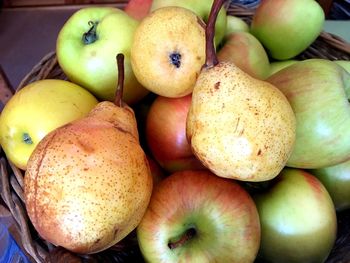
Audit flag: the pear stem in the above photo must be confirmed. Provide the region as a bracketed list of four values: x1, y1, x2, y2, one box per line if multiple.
[205, 0, 226, 68]
[114, 53, 125, 107]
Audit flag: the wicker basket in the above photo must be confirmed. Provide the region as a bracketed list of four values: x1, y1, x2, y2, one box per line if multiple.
[1, 3, 350, 263]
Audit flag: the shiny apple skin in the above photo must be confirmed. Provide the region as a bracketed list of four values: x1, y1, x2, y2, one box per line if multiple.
[146, 94, 205, 173]
[254, 168, 337, 263]
[137, 170, 261, 263]
[310, 159, 350, 211]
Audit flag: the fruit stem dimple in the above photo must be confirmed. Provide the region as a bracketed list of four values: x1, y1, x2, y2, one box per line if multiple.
[82, 21, 98, 45]
[169, 52, 182, 68]
[114, 53, 125, 107]
[205, 0, 225, 68]
[22, 133, 33, 144]
[168, 227, 197, 249]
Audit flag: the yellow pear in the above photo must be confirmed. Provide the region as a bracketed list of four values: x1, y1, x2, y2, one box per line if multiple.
[186, 0, 296, 182]
[24, 55, 153, 254]
[130, 6, 206, 98]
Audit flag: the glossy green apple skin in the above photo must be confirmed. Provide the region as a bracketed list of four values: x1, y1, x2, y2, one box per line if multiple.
[137, 170, 261, 263]
[251, 0, 324, 60]
[267, 59, 350, 169]
[225, 15, 249, 35]
[218, 32, 270, 80]
[254, 168, 337, 263]
[268, 59, 298, 77]
[335, 60, 350, 74]
[56, 7, 149, 104]
[310, 159, 350, 211]
[150, 0, 227, 47]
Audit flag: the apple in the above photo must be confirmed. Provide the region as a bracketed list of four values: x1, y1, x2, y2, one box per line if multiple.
[254, 168, 337, 263]
[335, 60, 350, 73]
[225, 15, 249, 36]
[0, 79, 98, 170]
[217, 31, 270, 80]
[269, 59, 298, 77]
[137, 170, 261, 262]
[310, 159, 350, 211]
[150, 0, 227, 47]
[124, 0, 153, 20]
[251, 0, 325, 60]
[147, 155, 167, 187]
[145, 94, 205, 173]
[267, 59, 350, 169]
[56, 6, 149, 105]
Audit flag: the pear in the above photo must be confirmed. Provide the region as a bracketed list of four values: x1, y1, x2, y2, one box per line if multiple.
[186, 0, 296, 182]
[130, 6, 206, 98]
[24, 54, 153, 254]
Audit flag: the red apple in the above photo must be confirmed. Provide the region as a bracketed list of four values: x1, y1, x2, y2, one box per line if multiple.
[145, 94, 205, 173]
[137, 170, 261, 262]
[146, 155, 166, 187]
[124, 0, 153, 20]
[254, 168, 337, 263]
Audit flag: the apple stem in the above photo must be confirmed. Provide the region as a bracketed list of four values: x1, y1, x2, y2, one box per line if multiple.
[204, 0, 226, 68]
[114, 53, 125, 107]
[82, 21, 98, 45]
[168, 227, 196, 250]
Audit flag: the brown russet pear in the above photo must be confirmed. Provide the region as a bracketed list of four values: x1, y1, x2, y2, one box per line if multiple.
[24, 54, 153, 254]
[186, 0, 296, 182]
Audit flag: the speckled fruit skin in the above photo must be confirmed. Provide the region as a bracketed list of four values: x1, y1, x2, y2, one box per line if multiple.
[24, 101, 153, 254]
[130, 6, 206, 98]
[186, 62, 296, 182]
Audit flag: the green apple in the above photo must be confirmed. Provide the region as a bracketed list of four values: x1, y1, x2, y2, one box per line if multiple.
[269, 59, 299, 77]
[254, 168, 337, 263]
[225, 15, 249, 36]
[335, 60, 350, 73]
[217, 31, 270, 80]
[267, 59, 350, 169]
[0, 79, 98, 170]
[310, 159, 350, 211]
[150, 0, 227, 47]
[251, 0, 325, 60]
[56, 7, 149, 104]
[137, 170, 261, 262]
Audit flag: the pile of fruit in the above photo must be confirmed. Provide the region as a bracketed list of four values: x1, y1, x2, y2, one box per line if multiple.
[0, 0, 349, 262]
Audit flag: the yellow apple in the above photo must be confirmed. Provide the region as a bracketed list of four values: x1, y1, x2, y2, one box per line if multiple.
[0, 79, 98, 170]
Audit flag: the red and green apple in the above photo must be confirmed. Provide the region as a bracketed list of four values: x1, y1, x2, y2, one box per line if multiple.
[137, 170, 261, 262]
